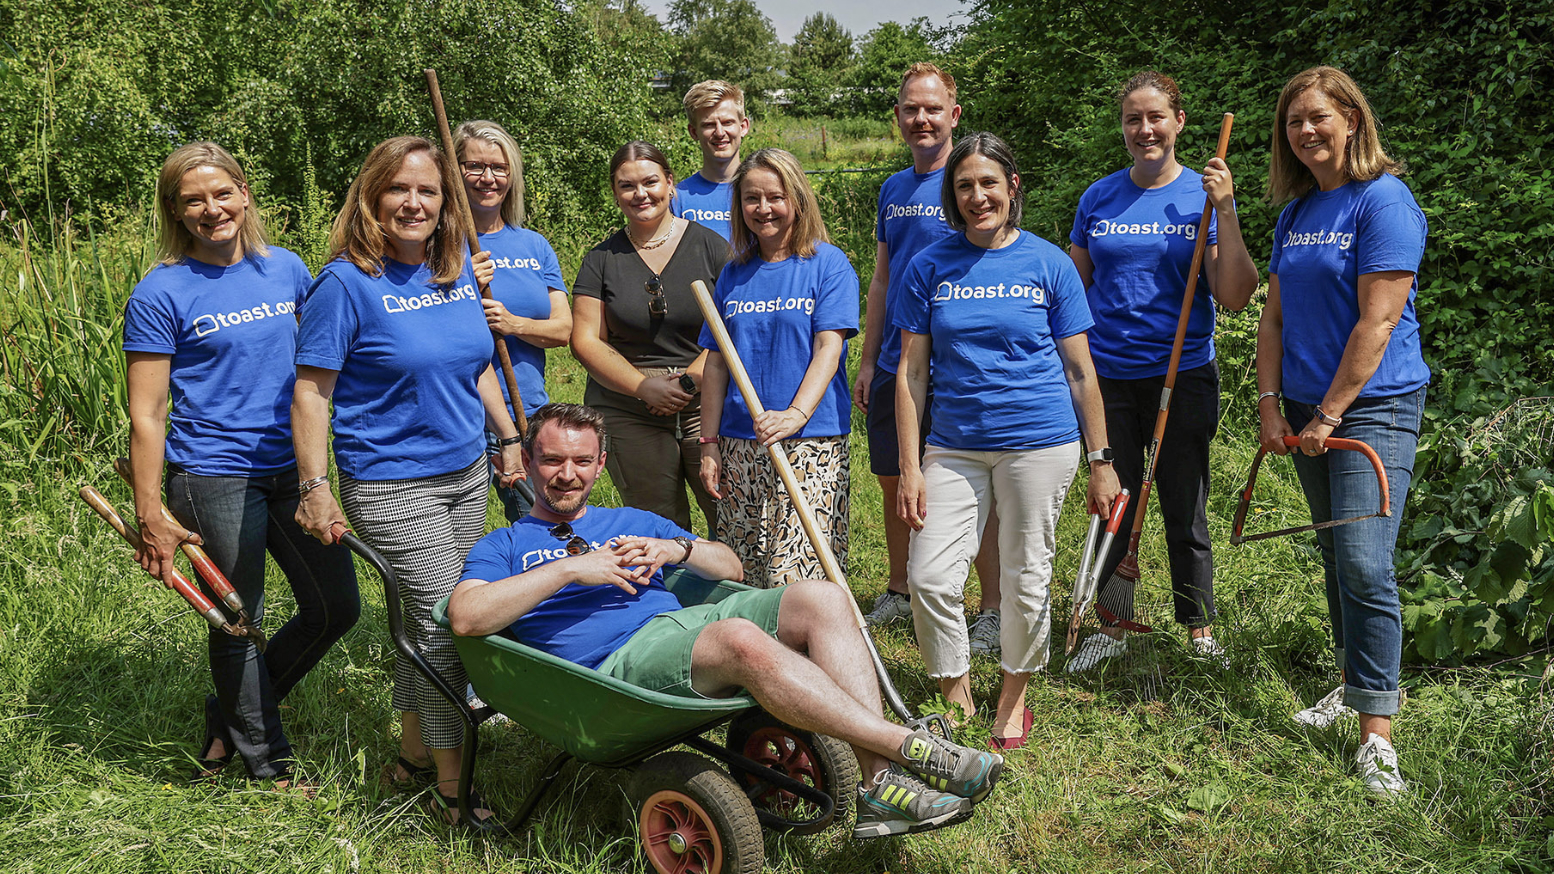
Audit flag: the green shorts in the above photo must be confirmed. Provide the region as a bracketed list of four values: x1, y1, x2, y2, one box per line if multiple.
[597, 585, 789, 699]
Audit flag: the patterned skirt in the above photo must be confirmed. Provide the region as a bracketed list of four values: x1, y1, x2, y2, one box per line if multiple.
[717, 434, 850, 588]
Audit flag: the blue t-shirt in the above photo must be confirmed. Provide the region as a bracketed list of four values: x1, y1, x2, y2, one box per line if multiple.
[296, 258, 492, 481]
[673, 172, 735, 240]
[122, 249, 311, 476]
[698, 243, 860, 440]
[1268, 174, 1430, 404]
[461, 506, 695, 670]
[893, 231, 1095, 451]
[1071, 167, 1220, 379]
[875, 166, 957, 374]
[481, 225, 565, 416]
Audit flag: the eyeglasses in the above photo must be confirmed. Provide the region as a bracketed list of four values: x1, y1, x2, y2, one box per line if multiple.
[548, 522, 592, 556]
[460, 161, 510, 178]
[645, 275, 667, 318]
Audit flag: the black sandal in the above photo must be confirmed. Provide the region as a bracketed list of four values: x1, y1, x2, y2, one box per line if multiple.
[381, 755, 434, 790]
[428, 786, 492, 826]
[190, 734, 234, 783]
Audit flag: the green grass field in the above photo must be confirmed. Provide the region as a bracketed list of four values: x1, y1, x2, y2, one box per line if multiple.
[0, 121, 1549, 872]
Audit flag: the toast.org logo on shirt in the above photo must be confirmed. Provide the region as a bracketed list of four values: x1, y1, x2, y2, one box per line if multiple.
[726, 296, 816, 318]
[381, 282, 479, 314]
[192, 300, 297, 337]
[884, 203, 945, 222]
[933, 280, 1047, 303]
[1282, 229, 1354, 250]
[683, 207, 731, 223]
[1089, 219, 1198, 241]
[494, 256, 544, 271]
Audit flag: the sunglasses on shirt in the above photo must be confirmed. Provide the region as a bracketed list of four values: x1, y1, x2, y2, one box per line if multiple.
[548, 522, 592, 556]
[645, 275, 667, 318]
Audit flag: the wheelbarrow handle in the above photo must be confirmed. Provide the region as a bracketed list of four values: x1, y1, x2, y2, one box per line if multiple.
[78, 486, 232, 633]
[112, 457, 248, 617]
[1230, 435, 1391, 545]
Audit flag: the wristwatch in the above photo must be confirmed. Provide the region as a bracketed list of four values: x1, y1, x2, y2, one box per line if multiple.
[678, 373, 699, 394]
[1086, 447, 1115, 464]
[672, 535, 694, 564]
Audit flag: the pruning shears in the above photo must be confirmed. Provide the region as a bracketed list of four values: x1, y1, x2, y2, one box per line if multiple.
[1065, 489, 1131, 655]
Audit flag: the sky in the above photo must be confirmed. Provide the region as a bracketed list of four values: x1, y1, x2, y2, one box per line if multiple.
[635, 0, 971, 43]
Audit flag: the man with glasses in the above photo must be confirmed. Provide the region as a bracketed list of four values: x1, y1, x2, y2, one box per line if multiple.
[449, 403, 1005, 839]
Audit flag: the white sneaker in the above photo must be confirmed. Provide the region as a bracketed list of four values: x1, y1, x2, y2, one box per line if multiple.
[1294, 684, 1354, 729]
[1190, 635, 1229, 669]
[968, 610, 1001, 656]
[1065, 632, 1127, 673]
[865, 591, 913, 627]
[1356, 733, 1408, 798]
[466, 683, 508, 725]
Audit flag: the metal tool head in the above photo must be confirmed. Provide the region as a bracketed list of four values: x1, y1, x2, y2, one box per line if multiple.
[1230, 436, 1391, 546]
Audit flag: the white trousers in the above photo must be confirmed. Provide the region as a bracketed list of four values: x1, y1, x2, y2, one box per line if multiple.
[907, 442, 1079, 677]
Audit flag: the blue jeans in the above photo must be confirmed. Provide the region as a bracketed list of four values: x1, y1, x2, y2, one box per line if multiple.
[167, 466, 360, 777]
[1284, 386, 1425, 717]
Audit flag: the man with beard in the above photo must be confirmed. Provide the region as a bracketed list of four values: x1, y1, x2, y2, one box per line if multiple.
[448, 403, 1004, 838]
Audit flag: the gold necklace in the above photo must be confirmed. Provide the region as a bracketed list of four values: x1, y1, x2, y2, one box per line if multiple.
[629, 217, 678, 250]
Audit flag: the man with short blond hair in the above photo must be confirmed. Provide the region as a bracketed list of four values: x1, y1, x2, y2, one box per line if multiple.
[673, 79, 751, 240]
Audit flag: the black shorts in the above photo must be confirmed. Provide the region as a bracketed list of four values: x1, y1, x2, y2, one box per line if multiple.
[864, 366, 931, 477]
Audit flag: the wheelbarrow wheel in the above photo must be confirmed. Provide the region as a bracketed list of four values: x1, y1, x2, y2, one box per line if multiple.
[628, 751, 763, 874]
[725, 710, 860, 835]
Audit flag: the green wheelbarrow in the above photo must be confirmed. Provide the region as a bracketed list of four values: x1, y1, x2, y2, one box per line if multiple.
[340, 530, 858, 874]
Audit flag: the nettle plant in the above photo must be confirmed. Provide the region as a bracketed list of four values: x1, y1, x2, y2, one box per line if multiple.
[1398, 400, 1554, 662]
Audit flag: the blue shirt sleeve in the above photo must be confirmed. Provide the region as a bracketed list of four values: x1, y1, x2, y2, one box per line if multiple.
[1357, 199, 1426, 274]
[892, 254, 934, 335]
[122, 284, 178, 354]
[813, 248, 861, 337]
[295, 271, 357, 371]
[1047, 256, 1095, 339]
[462, 529, 516, 582]
[541, 239, 565, 290]
[1070, 191, 1092, 249]
[698, 262, 738, 351]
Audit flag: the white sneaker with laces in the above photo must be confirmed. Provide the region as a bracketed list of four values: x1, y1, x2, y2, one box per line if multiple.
[1356, 733, 1408, 798]
[1294, 684, 1354, 729]
[1190, 635, 1229, 668]
[1065, 632, 1127, 673]
[968, 610, 1001, 656]
[865, 590, 913, 627]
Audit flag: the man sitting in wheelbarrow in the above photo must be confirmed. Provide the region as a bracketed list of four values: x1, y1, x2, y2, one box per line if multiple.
[449, 403, 1003, 838]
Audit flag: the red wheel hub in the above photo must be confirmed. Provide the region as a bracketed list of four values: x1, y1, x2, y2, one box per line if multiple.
[742, 727, 823, 811]
[639, 789, 723, 874]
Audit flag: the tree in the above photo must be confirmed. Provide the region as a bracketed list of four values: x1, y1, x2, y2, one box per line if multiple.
[787, 12, 855, 115]
[848, 19, 940, 114]
[665, 0, 782, 105]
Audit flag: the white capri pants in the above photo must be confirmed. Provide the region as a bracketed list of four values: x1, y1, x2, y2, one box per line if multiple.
[908, 441, 1080, 677]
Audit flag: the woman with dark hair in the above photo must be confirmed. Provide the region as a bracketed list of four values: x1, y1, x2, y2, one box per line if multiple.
[895, 132, 1120, 749]
[1258, 66, 1428, 797]
[292, 135, 521, 823]
[698, 148, 859, 587]
[1065, 70, 1258, 672]
[124, 142, 359, 789]
[570, 141, 729, 532]
[454, 119, 571, 521]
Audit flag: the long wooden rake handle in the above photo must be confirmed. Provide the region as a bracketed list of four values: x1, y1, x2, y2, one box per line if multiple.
[1230, 436, 1391, 545]
[425, 67, 528, 441]
[690, 279, 929, 728]
[79, 486, 235, 635]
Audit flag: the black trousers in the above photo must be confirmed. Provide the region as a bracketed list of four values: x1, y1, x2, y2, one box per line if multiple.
[1094, 360, 1219, 627]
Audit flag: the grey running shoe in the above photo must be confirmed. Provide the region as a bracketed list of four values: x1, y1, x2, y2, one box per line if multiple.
[899, 729, 1004, 803]
[853, 766, 973, 838]
[968, 609, 1001, 657]
[1065, 631, 1127, 673]
[1356, 733, 1408, 798]
[1294, 684, 1353, 729]
[865, 590, 913, 627]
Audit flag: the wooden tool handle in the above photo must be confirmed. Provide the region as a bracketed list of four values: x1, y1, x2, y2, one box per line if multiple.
[112, 457, 245, 614]
[78, 486, 229, 629]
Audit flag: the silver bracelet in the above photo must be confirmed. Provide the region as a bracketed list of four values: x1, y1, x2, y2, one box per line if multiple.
[1257, 391, 1281, 405]
[298, 475, 330, 496]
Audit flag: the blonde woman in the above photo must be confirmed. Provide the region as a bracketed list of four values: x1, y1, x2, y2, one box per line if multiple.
[291, 135, 518, 823]
[454, 119, 571, 520]
[698, 149, 859, 586]
[124, 142, 359, 789]
[1258, 66, 1429, 797]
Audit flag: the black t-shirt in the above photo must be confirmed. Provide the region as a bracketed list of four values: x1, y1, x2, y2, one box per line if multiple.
[572, 222, 730, 368]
